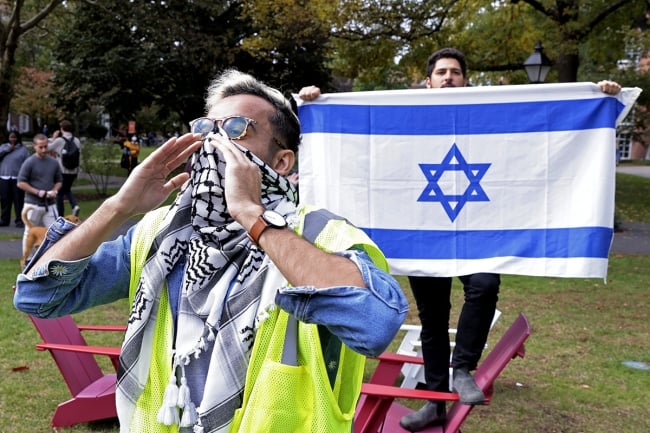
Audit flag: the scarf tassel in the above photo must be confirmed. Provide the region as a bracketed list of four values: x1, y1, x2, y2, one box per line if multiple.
[193, 420, 205, 433]
[180, 401, 199, 427]
[177, 376, 191, 407]
[157, 371, 180, 425]
[157, 405, 179, 426]
[162, 373, 179, 407]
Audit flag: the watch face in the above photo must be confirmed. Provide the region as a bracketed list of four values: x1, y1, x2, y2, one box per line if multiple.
[262, 210, 287, 227]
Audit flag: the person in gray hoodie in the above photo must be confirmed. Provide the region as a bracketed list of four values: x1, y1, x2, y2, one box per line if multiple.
[0, 131, 30, 227]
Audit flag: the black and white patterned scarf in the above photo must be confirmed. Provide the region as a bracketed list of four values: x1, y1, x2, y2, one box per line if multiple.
[116, 130, 298, 433]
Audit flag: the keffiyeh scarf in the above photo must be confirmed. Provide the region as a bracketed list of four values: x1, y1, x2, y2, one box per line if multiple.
[116, 130, 298, 433]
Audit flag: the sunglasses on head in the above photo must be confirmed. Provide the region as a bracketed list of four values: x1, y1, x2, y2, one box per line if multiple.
[189, 116, 287, 149]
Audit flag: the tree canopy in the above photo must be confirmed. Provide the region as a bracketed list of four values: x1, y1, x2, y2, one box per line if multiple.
[0, 0, 647, 141]
[0, 0, 63, 142]
[46, 0, 335, 135]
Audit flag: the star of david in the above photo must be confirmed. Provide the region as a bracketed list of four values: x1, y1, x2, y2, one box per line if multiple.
[418, 143, 491, 222]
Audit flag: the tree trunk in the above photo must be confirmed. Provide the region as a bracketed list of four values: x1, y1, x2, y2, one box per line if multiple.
[0, 0, 63, 142]
[555, 52, 579, 83]
[0, 76, 13, 143]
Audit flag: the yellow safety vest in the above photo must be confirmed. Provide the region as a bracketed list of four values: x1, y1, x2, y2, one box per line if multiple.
[126, 205, 389, 432]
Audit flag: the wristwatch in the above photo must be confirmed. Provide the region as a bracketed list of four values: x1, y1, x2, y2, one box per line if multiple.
[248, 209, 287, 246]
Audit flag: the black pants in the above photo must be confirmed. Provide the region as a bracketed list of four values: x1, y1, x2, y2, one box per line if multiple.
[0, 178, 25, 225]
[408, 273, 500, 392]
[56, 173, 78, 216]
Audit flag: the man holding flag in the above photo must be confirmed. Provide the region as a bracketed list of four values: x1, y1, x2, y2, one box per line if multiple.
[299, 47, 623, 431]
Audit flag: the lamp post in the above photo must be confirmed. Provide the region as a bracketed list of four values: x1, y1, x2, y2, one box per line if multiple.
[523, 41, 552, 83]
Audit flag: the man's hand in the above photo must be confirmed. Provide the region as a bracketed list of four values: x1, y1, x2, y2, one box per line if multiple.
[209, 129, 366, 289]
[110, 133, 202, 217]
[208, 134, 264, 228]
[598, 80, 621, 95]
[298, 85, 322, 101]
[25, 133, 203, 271]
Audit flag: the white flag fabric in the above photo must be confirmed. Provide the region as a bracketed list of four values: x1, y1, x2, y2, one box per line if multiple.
[295, 83, 641, 279]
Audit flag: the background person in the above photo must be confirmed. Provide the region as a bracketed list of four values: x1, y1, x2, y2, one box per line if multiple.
[48, 120, 81, 216]
[298, 48, 622, 431]
[122, 134, 140, 174]
[0, 131, 30, 227]
[17, 133, 62, 254]
[15, 70, 407, 433]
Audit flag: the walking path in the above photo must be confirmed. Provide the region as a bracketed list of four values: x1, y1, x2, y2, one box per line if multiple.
[2, 167, 650, 259]
[615, 164, 650, 178]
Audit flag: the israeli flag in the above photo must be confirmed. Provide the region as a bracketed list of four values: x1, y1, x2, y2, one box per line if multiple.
[296, 83, 641, 278]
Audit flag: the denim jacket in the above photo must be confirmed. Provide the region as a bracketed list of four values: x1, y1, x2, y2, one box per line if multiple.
[14, 216, 408, 357]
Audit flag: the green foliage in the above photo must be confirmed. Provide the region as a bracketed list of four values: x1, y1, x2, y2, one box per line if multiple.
[51, 1, 245, 127]
[615, 172, 650, 223]
[80, 141, 123, 195]
[49, 0, 334, 133]
[327, 0, 460, 90]
[240, 0, 334, 92]
[0, 0, 65, 141]
[2, 0, 649, 141]
[86, 123, 109, 140]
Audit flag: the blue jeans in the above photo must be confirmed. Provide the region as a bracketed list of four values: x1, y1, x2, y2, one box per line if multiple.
[56, 173, 78, 216]
[0, 178, 24, 225]
[408, 273, 499, 392]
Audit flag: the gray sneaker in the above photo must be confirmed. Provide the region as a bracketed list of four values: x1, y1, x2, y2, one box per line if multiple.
[72, 205, 80, 217]
[399, 401, 446, 432]
[452, 368, 487, 405]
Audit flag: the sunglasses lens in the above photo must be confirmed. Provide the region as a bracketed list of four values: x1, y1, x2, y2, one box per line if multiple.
[222, 117, 249, 139]
[191, 118, 216, 136]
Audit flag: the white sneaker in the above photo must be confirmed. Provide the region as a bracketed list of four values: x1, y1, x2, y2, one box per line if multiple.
[72, 205, 80, 217]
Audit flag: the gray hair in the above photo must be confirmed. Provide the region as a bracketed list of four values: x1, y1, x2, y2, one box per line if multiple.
[205, 69, 301, 153]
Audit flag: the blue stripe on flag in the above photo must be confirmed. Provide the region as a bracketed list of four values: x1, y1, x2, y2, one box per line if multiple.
[299, 98, 623, 135]
[362, 227, 613, 259]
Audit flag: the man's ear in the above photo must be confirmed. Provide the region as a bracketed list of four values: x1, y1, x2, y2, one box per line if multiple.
[272, 149, 295, 176]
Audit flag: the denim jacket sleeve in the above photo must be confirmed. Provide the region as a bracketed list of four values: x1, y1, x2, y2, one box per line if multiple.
[15, 217, 409, 357]
[274, 249, 408, 357]
[14, 216, 133, 318]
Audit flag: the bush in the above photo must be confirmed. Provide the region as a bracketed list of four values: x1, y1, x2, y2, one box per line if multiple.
[85, 124, 109, 140]
[80, 141, 122, 195]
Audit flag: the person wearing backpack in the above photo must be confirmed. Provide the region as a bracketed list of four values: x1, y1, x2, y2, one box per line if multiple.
[48, 120, 80, 217]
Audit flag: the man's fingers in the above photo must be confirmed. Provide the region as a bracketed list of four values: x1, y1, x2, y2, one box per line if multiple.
[209, 136, 249, 165]
[164, 173, 190, 192]
[166, 139, 201, 170]
[145, 133, 202, 169]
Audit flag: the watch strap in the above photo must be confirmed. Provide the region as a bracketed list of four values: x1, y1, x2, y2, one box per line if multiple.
[248, 215, 269, 246]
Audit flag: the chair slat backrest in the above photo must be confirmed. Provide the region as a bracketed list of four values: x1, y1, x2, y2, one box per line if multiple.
[444, 313, 530, 433]
[28, 315, 104, 396]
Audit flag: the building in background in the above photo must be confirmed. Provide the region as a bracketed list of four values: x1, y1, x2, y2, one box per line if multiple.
[616, 43, 648, 161]
[6, 113, 30, 134]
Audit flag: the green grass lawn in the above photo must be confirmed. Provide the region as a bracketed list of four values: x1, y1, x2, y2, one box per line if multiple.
[2, 167, 650, 432]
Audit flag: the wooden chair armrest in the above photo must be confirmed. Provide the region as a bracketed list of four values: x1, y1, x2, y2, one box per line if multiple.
[77, 324, 127, 332]
[374, 351, 425, 365]
[361, 383, 461, 402]
[36, 342, 120, 358]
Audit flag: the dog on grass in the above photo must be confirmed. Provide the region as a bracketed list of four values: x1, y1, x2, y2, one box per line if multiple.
[20, 209, 81, 269]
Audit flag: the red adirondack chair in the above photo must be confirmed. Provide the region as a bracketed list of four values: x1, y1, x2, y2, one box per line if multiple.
[355, 313, 531, 433]
[27, 314, 124, 428]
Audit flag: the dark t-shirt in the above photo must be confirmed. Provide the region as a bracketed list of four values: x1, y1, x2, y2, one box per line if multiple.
[17, 155, 63, 205]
